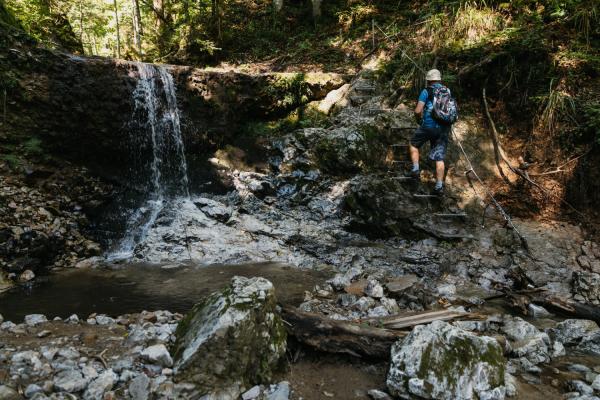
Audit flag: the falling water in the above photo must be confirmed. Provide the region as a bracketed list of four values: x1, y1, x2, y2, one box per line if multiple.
[108, 63, 190, 260]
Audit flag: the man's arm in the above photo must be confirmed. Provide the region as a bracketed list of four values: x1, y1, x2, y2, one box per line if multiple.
[414, 101, 425, 118]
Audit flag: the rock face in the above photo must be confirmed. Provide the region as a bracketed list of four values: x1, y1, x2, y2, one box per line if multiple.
[172, 276, 286, 398]
[387, 320, 507, 400]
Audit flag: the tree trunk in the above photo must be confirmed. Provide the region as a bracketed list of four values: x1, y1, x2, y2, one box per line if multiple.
[113, 0, 121, 58]
[131, 0, 143, 56]
[273, 0, 283, 13]
[311, 0, 321, 19]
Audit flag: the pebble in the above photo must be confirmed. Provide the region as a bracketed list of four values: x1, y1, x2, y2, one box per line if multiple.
[368, 389, 393, 400]
[67, 314, 79, 324]
[19, 270, 36, 283]
[53, 368, 88, 393]
[241, 385, 261, 400]
[24, 384, 43, 398]
[265, 381, 290, 400]
[140, 344, 173, 367]
[37, 330, 51, 338]
[0, 385, 20, 400]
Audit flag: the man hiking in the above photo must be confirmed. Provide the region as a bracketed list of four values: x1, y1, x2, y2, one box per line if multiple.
[409, 68, 456, 196]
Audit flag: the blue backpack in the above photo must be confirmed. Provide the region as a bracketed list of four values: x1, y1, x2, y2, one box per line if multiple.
[427, 85, 458, 125]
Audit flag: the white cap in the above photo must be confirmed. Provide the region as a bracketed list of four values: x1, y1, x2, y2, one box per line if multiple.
[426, 69, 442, 81]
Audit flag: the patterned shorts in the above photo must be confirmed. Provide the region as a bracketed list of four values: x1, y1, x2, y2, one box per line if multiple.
[410, 126, 449, 161]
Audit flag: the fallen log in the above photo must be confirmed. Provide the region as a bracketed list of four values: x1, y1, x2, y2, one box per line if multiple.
[532, 296, 600, 325]
[280, 306, 405, 359]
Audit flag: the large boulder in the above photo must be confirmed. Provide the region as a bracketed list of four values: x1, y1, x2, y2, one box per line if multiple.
[171, 276, 287, 399]
[387, 320, 507, 400]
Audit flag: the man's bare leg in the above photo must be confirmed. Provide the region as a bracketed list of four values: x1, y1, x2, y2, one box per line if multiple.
[435, 160, 445, 191]
[410, 145, 420, 172]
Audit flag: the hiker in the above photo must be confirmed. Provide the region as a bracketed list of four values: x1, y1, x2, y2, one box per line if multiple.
[409, 68, 457, 196]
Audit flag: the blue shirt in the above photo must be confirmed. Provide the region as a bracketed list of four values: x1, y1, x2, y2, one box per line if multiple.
[418, 83, 443, 130]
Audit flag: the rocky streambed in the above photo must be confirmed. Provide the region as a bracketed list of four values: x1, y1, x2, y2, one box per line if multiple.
[2, 65, 600, 400]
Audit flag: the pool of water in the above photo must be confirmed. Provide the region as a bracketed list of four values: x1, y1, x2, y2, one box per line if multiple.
[0, 262, 332, 322]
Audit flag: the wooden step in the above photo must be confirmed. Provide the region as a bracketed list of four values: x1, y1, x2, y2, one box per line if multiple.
[434, 213, 467, 218]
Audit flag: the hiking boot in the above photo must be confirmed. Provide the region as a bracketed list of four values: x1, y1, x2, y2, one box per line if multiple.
[431, 186, 444, 197]
[410, 169, 421, 181]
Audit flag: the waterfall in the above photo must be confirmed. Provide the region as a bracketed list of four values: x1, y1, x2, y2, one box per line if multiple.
[107, 62, 190, 260]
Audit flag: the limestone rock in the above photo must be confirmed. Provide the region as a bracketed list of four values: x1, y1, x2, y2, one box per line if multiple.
[141, 344, 173, 367]
[0, 385, 21, 400]
[501, 316, 550, 370]
[172, 276, 286, 398]
[53, 369, 88, 393]
[128, 374, 150, 400]
[24, 314, 47, 326]
[550, 319, 600, 346]
[83, 370, 117, 400]
[387, 320, 507, 400]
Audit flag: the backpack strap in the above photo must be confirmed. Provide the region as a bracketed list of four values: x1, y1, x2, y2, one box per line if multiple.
[426, 86, 434, 104]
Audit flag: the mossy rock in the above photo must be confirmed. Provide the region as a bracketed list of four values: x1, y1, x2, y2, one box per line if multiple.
[172, 276, 287, 398]
[387, 320, 507, 400]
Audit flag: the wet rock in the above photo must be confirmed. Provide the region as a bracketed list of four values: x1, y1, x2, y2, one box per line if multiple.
[172, 277, 286, 398]
[0, 385, 21, 400]
[128, 374, 150, 400]
[1, 321, 18, 332]
[24, 314, 48, 326]
[83, 370, 117, 400]
[141, 345, 173, 368]
[66, 314, 79, 324]
[550, 319, 600, 346]
[387, 320, 507, 400]
[53, 369, 88, 393]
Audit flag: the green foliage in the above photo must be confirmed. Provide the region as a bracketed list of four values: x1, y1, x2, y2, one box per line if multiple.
[579, 101, 600, 144]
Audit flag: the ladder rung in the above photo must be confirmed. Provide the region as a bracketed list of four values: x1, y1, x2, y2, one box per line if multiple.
[390, 176, 413, 180]
[391, 160, 411, 164]
[413, 194, 438, 198]
[390, 126, 414, 130]
[391, 144, 408, 147]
